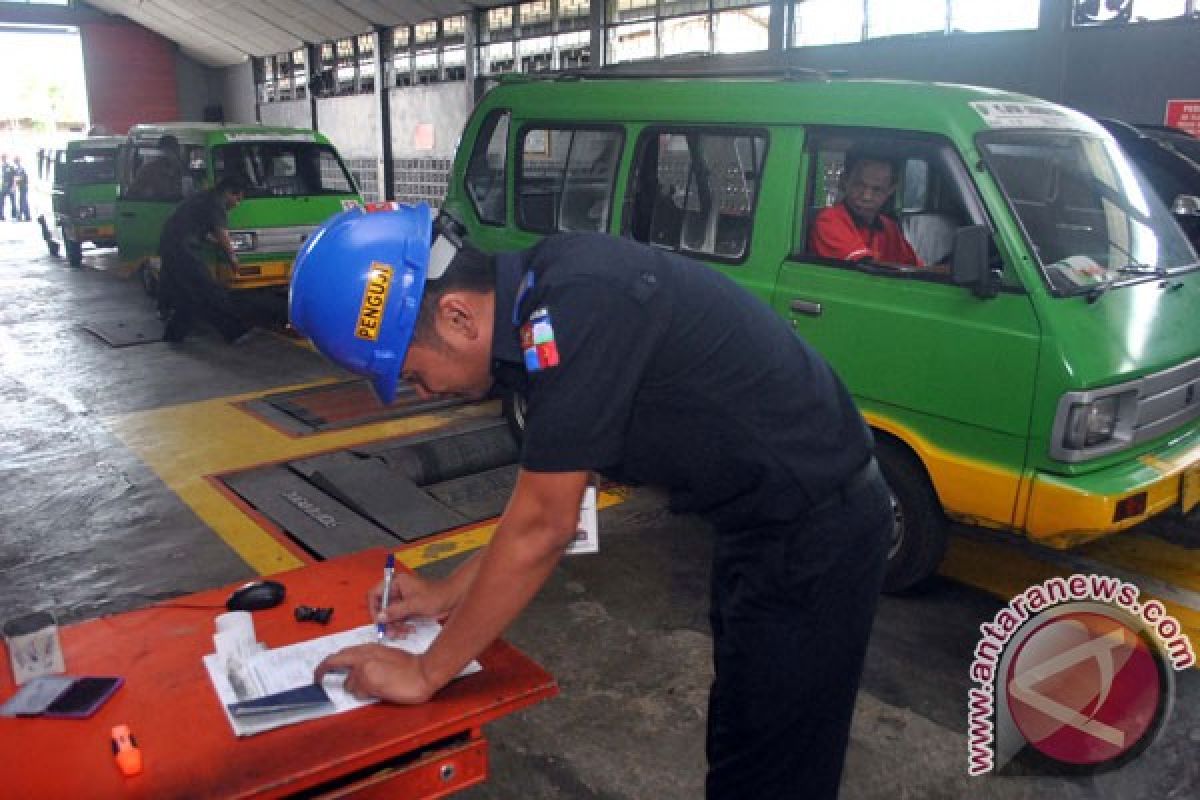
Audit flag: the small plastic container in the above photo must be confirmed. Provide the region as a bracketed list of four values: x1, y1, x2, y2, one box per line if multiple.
[3, 610, 65, 685]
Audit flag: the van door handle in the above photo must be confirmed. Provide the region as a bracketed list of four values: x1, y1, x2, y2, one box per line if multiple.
[790, 299, 823, 317]
[119, 212, 136, 218]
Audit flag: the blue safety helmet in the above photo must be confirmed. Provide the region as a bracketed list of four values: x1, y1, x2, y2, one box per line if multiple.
[289, 202, 455, 404]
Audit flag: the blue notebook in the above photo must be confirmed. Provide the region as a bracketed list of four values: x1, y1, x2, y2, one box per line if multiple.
[227, 683, 333, 718]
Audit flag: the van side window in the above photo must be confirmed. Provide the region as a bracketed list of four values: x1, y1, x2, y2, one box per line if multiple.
[517, 126, 623, 234]
[628, 129, 766, 261]
[465, 110, 509, 225]
[805, 134, 971, 273]
[127, 144, 183, 201]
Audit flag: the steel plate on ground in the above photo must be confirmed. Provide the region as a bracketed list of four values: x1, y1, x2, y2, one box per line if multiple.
[240, 379, 463, 435]
[222, 467, 400, 558]
[290, 452, 469, 542]
[80, 316, 165, 347]
[426, 465, 519, 522]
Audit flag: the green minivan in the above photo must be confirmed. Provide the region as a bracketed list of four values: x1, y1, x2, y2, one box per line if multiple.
[50, 135, 123, 267]
[440, 73, 1200, 591]
[115, 123, 362, 296]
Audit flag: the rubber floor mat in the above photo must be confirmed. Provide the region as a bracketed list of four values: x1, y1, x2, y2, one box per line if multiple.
[80, 317, 165, 347]
[240, 380, 463, 435]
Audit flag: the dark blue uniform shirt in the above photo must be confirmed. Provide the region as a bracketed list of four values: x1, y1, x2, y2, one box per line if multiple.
[489, 233, 873, 532]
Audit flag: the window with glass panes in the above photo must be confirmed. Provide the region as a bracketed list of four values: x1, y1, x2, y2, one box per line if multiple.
[789, 0, 1042, 47]
[335, 37, 355, 93]
[477, 1, 592, 76]
[393, 27, 413, 87]
[357, 34, 376, 93]
[606, 1, 769, 65]
[1072, 0, 1195, 26]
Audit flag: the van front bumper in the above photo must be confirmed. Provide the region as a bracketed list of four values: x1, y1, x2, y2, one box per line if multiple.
[59, 221, 115, 242]
[1024, 431, 1200, 547]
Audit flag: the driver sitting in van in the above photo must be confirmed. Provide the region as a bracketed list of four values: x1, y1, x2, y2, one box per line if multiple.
[809, 147, 921, 267]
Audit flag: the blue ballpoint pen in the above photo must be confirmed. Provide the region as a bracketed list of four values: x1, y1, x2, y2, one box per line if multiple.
[377, 553, 395, 641]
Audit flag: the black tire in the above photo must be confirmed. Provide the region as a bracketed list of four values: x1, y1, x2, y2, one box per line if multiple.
[502, 391, 528, 443]
[65, 237, 83, 268]
[876, 437, 948, 593]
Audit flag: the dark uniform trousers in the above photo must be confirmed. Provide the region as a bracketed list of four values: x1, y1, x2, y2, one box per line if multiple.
[706, 459, 892, 799]
[159, 245, 247, 343]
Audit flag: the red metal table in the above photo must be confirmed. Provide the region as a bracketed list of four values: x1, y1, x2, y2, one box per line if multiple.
[0, 548, 557, 799]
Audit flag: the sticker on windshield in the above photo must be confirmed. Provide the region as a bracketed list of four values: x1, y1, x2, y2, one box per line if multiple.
[971, 101, 1080, 130]
[1051, 255, 1108, 287]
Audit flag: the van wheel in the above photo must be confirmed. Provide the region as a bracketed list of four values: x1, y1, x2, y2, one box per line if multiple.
[502, 391, 528, 443]
[140, 264, 159, 298]
[876, 438, 948, 593]
[65, 237, 83, 268]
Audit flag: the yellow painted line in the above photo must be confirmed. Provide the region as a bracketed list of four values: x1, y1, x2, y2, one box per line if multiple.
[941, 535, 1200, 662]
[1076, 533, 1200, 595]
[106, 381, 500, 575]
[397, 489, 628, 569]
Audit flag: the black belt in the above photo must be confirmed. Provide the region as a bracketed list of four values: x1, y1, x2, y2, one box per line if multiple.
[810, 458, 881, 516]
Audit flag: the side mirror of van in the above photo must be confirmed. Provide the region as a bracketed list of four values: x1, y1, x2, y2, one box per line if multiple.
[1172, 194, 1200, 217]
[951, 224, 997, 299]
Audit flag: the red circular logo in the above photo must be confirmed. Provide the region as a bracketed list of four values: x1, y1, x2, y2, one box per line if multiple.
[1005, 610, 1164, 766]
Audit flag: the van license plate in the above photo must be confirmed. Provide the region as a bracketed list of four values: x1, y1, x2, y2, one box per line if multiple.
[1182, 466, 1200, 514]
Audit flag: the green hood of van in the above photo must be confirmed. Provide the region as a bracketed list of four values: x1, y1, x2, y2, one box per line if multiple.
[1040, 272, 1200, 387]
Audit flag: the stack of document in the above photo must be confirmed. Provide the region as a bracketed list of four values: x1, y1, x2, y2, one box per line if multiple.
[203, 619, 481, 736]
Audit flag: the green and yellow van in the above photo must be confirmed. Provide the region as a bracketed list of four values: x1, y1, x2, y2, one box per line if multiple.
[440, 73, 1200, 591]
[50, 135, 123, 267]
[115, 123, 362, 296]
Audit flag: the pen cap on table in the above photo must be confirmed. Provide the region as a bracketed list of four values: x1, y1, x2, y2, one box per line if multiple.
[3, 610, 65, 685]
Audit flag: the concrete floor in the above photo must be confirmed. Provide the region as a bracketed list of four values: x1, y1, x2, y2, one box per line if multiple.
[1, 220, 1198, 799]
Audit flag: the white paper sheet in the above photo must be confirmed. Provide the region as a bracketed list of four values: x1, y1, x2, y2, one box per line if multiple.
[203, 619, 481, 736]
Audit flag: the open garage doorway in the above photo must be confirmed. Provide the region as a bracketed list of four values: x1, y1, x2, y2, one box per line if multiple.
[0, 23, 88, 244]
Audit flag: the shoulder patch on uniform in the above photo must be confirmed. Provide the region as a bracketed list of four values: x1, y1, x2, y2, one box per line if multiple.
[520, 306, 560, 372]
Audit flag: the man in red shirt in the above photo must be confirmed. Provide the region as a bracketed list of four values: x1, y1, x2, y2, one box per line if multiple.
[809, 148, 921, 266]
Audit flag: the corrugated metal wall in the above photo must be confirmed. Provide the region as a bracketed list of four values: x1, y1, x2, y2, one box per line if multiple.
[80, 21, 179, 135]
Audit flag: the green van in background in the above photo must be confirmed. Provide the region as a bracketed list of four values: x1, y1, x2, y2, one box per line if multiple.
[50, 135, 123, 267]
[439, 73, 1200, 591]
[115, 123, 362, 296]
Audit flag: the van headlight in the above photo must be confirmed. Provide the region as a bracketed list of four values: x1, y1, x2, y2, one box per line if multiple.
[1051, 389, 1137, 461]
[75, 206, 96, 220]
[229, 231, 257, 252]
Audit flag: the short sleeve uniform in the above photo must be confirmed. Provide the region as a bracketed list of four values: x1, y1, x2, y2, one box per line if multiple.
[490, 233, 873, 532]
[809, 202, 920, 266]
[159, 189, 228, 259]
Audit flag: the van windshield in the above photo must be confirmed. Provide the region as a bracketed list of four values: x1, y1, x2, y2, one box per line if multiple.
[69, 150, 118, 184]
[213, 142, 356, 198]
[979, 130, 1197, 296]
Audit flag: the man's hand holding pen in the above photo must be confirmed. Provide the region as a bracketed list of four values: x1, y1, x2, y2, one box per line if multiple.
[368, 570, 458, 638]
[313, 557, 465, 703]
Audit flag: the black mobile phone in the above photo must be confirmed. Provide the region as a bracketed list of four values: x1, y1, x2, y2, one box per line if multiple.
[42, 676, 124, 719]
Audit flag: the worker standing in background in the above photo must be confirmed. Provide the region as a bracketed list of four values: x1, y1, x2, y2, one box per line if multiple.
[293, 204, 892, 800]
[13, 156, 31, 222]
[0, 154, 14, 221]
[157, 176, 254, 344]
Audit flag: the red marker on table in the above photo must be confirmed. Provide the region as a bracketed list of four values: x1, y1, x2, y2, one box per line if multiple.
[111, 724, 143, 777]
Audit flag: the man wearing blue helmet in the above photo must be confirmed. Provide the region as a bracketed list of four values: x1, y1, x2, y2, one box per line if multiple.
[301, 206, 891, 800]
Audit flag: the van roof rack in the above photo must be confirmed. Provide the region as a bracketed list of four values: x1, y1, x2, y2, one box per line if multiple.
[494, 65, 836, 84]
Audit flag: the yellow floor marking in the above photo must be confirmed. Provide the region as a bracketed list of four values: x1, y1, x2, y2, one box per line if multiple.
[942, 536, 1200, 659]
[106, 381, 500, 575]
[1077, 533, 1200, 595]
[396, 490, 627, 570]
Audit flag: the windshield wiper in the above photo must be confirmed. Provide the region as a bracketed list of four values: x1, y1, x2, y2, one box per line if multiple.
[1114, 262, 1167, 278]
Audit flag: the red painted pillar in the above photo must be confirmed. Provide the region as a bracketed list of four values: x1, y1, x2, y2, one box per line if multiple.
[79, 20, 179, 135]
